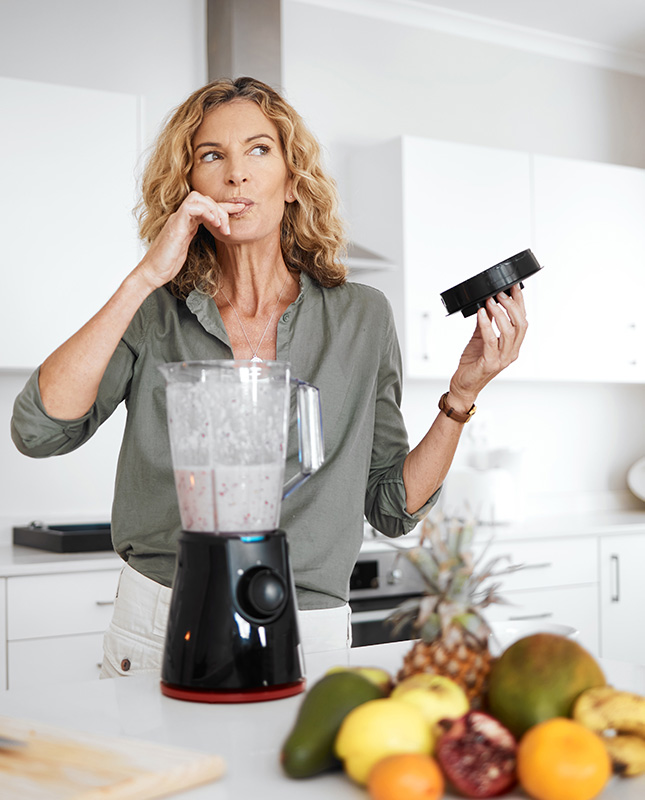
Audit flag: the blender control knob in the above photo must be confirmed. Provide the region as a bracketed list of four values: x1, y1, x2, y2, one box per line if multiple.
[242, 568, 286, 618]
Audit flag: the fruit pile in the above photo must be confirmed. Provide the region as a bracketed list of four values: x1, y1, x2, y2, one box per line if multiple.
[280, 633, 645, 799]
[281, 516, 645, 797]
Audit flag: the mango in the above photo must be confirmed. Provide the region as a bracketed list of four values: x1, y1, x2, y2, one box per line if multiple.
[487, 633, 606, 739]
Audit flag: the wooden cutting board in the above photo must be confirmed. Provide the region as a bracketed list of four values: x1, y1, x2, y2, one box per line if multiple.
[0, 716, 226, 799]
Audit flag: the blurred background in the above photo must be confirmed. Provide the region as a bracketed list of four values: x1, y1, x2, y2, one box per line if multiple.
[2, 0, 645, 539]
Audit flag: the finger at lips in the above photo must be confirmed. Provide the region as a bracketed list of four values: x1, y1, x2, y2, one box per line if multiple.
[185, 200, 230, 234]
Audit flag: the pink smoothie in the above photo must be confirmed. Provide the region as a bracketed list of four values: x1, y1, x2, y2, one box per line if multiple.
[173, 468, 216, 532]
[174, 463, 284, 533]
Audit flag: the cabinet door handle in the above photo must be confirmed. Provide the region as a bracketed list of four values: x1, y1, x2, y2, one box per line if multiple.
[524, 562, 552, 570]
[95, 600, 115, 606]
[610, 554, 620, 602]
[508, 612, 553, 621]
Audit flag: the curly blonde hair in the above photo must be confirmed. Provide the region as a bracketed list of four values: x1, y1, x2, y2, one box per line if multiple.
[137, 77, 347, 298]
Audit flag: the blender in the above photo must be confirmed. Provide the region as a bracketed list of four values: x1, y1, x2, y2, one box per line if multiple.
[157, 360, 323, 702]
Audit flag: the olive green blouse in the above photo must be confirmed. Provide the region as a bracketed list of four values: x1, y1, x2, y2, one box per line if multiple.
[11, 273, 438, 609]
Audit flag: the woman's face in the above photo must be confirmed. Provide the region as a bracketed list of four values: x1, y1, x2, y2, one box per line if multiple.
[189, 99, 293, 247]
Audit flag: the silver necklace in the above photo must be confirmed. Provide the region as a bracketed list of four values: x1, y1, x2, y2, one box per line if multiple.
[220, 274, 290, 362]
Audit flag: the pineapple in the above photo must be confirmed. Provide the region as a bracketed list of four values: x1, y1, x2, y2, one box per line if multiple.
[388, 512, 522, 708]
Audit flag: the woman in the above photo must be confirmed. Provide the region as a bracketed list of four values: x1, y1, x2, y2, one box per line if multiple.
[11, 77, 527, 676]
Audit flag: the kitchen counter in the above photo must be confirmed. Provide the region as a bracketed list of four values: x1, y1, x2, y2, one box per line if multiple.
[3, 508, 645, 571]
[1, 641, 644, 799]
[360, 508, 645, 553]
[0, 543, 121, 577]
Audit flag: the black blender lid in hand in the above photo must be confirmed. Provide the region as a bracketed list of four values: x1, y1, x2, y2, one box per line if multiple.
[440, 249, 543, 317]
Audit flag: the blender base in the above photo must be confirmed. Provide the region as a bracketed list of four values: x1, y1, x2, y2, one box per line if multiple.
[161, 530, 306, 701]
[160, 677, 306, 704]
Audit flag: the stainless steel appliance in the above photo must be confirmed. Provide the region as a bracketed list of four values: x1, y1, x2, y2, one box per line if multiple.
[349, 526, 425, 647]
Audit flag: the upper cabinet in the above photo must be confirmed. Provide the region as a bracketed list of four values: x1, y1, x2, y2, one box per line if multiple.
[347, 136, 534, 381]
[532, 155, 645, 383]
[347, 136, 645, 383]
[0, 78, 141, 369]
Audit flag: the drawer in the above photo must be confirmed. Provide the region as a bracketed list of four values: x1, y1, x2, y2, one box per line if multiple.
[485, 584, 600, 657]
[8, 632, 105, 690]
[7, 569, 120, 640]
[473, 536, 598, 591]
[0, 578, 6, 691]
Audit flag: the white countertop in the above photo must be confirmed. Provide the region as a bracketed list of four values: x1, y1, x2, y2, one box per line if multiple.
[360, 508, 645, 553]
[0, 544, 121, 578]
[3, 508, 645, 576]
[1, 641, 644, 799]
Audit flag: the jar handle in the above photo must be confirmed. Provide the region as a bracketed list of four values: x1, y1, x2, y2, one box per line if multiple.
[282, 380, 324, 498]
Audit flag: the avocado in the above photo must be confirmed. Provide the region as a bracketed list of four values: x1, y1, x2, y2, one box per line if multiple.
[280, 670, 384, 778]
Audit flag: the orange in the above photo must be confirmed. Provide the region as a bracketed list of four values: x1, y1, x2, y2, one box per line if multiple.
[367, 753, 444, 800]
[517, 717, 611, 800]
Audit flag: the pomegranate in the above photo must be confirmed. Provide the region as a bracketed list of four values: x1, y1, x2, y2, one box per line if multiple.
[435, 711, 517, 798]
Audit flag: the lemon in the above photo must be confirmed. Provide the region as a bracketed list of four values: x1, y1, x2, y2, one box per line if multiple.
[334, 697, 432, 784]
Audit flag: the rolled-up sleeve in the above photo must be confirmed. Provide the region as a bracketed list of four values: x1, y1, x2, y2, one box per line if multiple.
[11, 337, 137, 458]
[363, 301, 440, 536]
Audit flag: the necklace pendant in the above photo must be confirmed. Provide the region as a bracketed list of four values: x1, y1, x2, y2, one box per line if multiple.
[251, 355, 263, 363]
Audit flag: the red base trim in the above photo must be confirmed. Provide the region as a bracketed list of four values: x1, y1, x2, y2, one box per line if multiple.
[160, 678, 306, 703]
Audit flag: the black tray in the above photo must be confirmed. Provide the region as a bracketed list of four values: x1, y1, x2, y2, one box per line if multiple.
[440, 249, 543, 317]
[13, 522, 113, 553]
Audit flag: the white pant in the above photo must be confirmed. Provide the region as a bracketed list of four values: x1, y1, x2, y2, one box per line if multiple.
[101, 564, 352, 678]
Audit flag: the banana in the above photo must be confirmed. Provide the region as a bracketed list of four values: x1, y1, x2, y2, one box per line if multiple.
[602, 734, 645, 777]
[573, 686, 645, 738]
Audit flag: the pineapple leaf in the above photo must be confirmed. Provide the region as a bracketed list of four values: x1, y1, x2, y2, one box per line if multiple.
[387, 513, 525, 644]
[416, 595, 439, 629]
[386, 597, 422, 633]
[405, 548, 442, 593]
[419, 613, 441, 642]
[455, 611, 491, 643]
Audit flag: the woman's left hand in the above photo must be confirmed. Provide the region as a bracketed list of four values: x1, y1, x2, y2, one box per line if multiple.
[449, 283, 528, 405]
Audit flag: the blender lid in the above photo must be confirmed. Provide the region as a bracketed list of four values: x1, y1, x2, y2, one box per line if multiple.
[440, 249, 543, 317]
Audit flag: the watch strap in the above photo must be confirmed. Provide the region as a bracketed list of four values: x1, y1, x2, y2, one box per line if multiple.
[438, 392, 476, 423]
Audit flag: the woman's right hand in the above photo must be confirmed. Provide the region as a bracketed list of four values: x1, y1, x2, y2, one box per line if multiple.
[133, 191, 245, 290]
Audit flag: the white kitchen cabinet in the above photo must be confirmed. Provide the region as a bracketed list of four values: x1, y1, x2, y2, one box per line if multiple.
[532, 155, 645, 382]
[0, 579, 6, 691]
[486, 585, 600, 658]
[475, 536, 598, 590]
[6, 568, 120, 690]
[348, 135, 535, 381]
[8, 633, 106, 690]
[348, 136, 645, 383]
[7, 571, 119, 640]
[0, 77, 141, 368]
[474, 536, 600, 656]
[599, 533, 645, 665]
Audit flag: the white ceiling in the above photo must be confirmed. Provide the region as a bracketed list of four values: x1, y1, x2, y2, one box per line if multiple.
[411, 0, 645, 55]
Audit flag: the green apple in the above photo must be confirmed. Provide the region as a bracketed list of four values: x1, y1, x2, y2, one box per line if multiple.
[325, 666, 393, 695]
[391, 674, 469, 744]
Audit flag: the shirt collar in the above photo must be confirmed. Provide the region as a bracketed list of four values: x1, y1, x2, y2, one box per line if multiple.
[185, 270, 312, 337]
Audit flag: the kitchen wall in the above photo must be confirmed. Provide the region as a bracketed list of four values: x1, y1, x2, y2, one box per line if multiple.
[1, 0, 644, 542]
[281, 0, 645, 517]
[0, 0, 207, 541]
